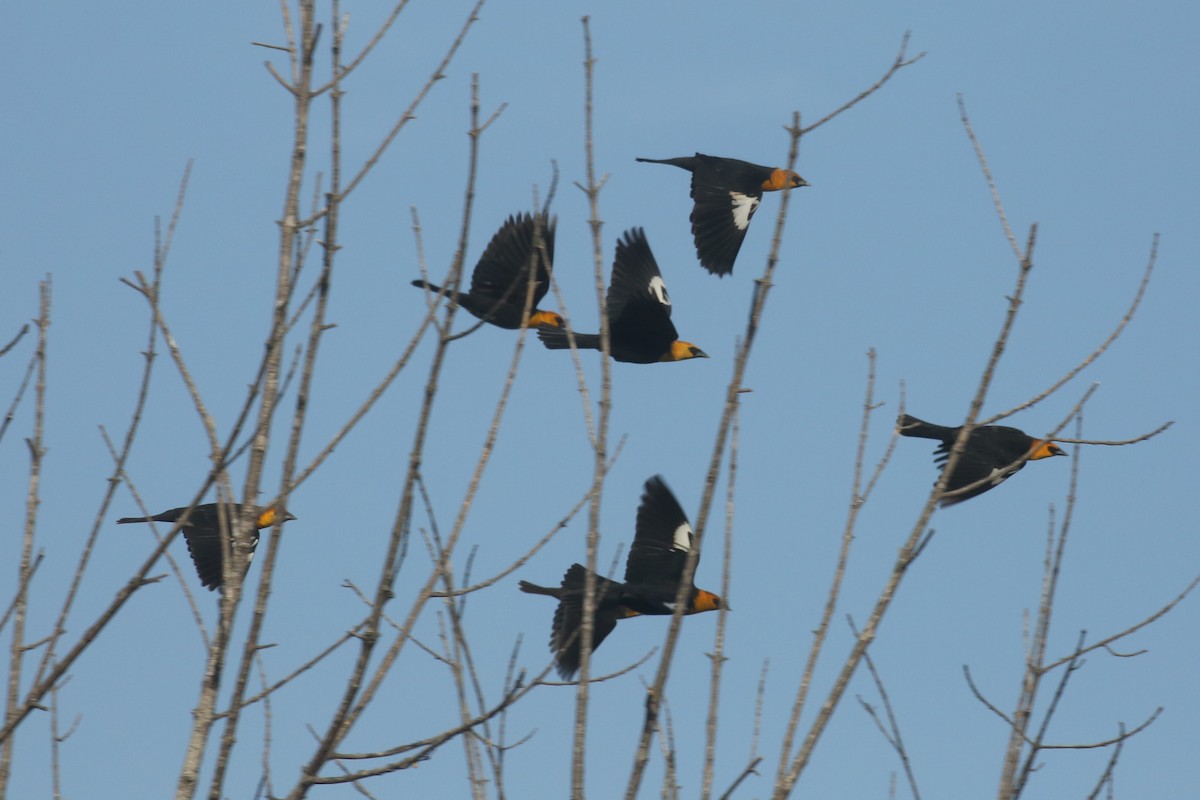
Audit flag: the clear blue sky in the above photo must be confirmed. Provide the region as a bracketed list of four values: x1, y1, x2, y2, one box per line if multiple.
[3, 1, 1198, 798]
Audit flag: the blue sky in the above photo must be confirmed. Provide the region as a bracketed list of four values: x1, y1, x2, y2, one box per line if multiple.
[3, 1, 1198, 798]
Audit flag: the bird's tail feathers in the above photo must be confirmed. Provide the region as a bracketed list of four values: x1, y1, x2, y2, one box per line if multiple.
[537, 326, 600, 351]
[635, 156, 694, 170]
[518, 580, 561, 598]
[897, 414, 956, 440]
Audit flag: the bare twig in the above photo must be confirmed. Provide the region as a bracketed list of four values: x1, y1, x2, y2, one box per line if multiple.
[851, 617, 921, 800]
[570, 16, 615, 800]
[775, 350, 893, 780]
[801, 32, 925, 135]
[1, 281, 50, 793]
[0, 324, 29, 359]
[981, 235, 1159, 426]
[701, 409, 739, 800]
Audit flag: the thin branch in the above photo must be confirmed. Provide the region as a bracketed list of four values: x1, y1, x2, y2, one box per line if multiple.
[1, 279, 49, 793]
[1040, 571, 1200, 673]
[1052, 420, 1172, 446]
[981, 234, 1159, 426]
[0, 324, 29, 358]
[310, 0, 488, 218]
[427, 474, 601, 598]
[701, 409, 740, 800]
[801, 32, 925, 135]
[958, 94, 1021, 260]
[852, 618, 921, 800]
[571, 16, 615, 800]
[718, 756, 763, 800]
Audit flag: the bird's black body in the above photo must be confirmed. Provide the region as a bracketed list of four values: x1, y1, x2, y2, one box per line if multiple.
[899, 414, 1066, 505]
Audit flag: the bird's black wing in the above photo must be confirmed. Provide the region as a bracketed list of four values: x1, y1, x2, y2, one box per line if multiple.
[933, 427, 1031, 504]
[182, 522, 260, 591]
[624, 475, 692, 586]
[547, 564, 623, 678]
[183, 526, 226, 591]
[468, 212, 556, 308]
[688, 178, 760, 276]
[606, 229, 678, 352]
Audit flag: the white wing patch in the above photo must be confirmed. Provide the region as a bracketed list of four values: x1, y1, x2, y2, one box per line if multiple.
[672, 522, 693, 552]
[988, 467, 1013, 485]
[729, 192, 760, 231]
[648, 275, 671, 306]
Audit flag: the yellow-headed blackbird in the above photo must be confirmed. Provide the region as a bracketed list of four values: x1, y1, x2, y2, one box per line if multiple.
[411, 212, 564, 330]
[118, 503, 296, 590]
[536, 228, 707, 364]
[898, 414, 1067, 505]
[636, 153, 809, 276]
[519, 475, 723, 678]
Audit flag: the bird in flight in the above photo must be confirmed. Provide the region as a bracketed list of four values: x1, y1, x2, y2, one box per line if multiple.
[411, 212, 563, 329]
[519, 475, 723, 678]
[636, 153, 808, 276]
[118, 502, 296, 590]
[536, 228, 707, 363]
[898, 414, 1067, 505]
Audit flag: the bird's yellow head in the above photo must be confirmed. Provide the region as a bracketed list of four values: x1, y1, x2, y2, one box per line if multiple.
[528, 310, 566, 329]
[1029, 440, 1067, 460]
[256, 506, 297, 529]
[689, 590, 724, 614]
[762, 168, 810, 192]
[662, 341, 709, 362]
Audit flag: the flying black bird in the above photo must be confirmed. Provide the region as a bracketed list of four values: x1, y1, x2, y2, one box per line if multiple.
[411, 212, 563, 329]
[898, 414, 1067, 505]
[519, 475, 723, 678]
[536, 228, 707, 363]
[636, 153, 808, 276]
[118, 502, 296, 590]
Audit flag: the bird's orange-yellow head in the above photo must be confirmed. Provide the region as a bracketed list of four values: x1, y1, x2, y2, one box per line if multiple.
[528, 310, 566, 329]
[689, 589, 724, 614]
[661, 341, 709, 362]
[1029, 440, 1067, 460]
[256, 506, 297, 529]
[762, 168, 810, 192]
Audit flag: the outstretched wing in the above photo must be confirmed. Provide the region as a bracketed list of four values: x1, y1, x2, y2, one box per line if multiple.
[469, 212, 556, 308]
[688, 178, 760, 276]
[624, 475, 693, 586]
[547, 564, 624, 679]
[182, 522, 259, 591]
[606, 228, 678, 351]
[934, 426, 1031, 504]
[182, 526, 224, 591]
